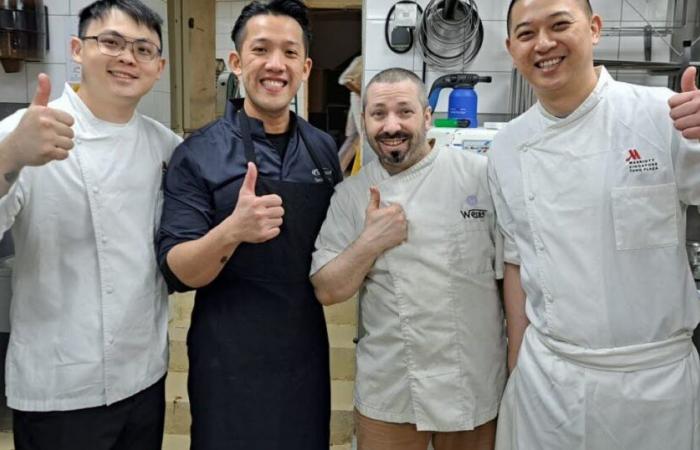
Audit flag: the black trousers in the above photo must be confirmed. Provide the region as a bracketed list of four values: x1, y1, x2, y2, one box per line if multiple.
[13, 376, 165, 450]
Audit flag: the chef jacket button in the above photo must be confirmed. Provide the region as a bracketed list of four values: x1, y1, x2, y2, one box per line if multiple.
[522, 146, 529, 153]
[93, 186, 99, 194]
[75, 138, 82, 145]
[101, 236, 107, 244]
[537, 243, 545, 251]
[545, 294, 553, 303]
[106, 287, 113, 294]
[528, 193, 535, 201]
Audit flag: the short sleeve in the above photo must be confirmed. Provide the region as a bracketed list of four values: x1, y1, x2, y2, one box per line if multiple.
[156, 141, 214, 266]
[672, 130, 700, 206]
[310, 184, 362, 276]
[487, 156, 521, 266]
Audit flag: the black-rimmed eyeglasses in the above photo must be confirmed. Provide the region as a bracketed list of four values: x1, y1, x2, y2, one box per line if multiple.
[81, 32, 162, 62]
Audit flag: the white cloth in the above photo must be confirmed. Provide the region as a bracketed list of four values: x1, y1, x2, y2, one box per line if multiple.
[312, 145, 506, 431]
[488, 67, 700, 449]
[0, 85, 182, 411]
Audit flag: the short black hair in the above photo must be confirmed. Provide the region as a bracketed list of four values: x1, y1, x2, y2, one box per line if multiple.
[231, 0, 311, 55]
[506, 0, 593, 36]
[78, 0, 163, 46]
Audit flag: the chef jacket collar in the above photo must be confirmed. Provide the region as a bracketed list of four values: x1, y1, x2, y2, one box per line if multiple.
[224, 98, 298, 140]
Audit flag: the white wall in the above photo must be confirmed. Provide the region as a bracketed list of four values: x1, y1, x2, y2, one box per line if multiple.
[364, 0, 677, 115]
[0, 0, 172, 127]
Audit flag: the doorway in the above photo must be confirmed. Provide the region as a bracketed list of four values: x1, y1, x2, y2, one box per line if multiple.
[306, 8, 362, 149]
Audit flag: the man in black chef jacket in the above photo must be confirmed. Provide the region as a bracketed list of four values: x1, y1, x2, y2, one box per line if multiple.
[156, 1, 340, 448]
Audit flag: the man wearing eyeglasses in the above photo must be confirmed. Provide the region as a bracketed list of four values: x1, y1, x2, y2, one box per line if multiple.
[0, 1, 181, 449]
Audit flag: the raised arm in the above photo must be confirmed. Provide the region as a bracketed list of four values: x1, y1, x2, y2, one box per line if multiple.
[311, 187, 407, 305]
[165, 162, 284, 288]
[0, 74, 74, 197]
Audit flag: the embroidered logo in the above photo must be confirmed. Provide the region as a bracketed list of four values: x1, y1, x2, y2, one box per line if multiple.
[461, 209, 487, 219]
[461, 194, 487, 220]
[625, 148, 658, 174]
[625, 149, 641, 162]
[311, 168, 334, 183]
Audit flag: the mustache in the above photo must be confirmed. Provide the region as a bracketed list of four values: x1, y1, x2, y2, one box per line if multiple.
[376, 131, 411, 141]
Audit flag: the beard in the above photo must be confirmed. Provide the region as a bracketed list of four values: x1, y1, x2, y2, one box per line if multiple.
[369, 128, 426, 168]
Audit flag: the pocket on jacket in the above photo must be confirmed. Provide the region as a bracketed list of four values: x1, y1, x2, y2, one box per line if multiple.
[611, 183, 678, 250]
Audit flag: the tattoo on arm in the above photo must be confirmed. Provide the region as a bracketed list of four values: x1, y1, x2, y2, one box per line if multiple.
[4, 171, 18, 185]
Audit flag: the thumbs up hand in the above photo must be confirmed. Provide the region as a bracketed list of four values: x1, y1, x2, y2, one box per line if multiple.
[669, 66, 700, 140]
[3, 74, 75, 170]
[225, 162, 284, 243]
[359, 186, 408, 253]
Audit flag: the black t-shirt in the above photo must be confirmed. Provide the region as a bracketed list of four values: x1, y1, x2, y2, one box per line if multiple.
[266, 131, 291, 161]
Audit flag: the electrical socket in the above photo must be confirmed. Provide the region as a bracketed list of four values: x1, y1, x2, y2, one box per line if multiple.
[394, 3, 418, 27]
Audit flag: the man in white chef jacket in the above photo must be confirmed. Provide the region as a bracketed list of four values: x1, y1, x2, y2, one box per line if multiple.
[0, 1, 181, 449]
[311, 68, 506, 450]
[489, 0, 700, 449]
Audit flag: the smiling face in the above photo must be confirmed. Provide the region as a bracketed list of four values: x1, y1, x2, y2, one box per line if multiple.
[506, 0, 601, 106]
[363, 79, 432, 175]
[71, 8, 165, 119]
[229, 14, 312, 123]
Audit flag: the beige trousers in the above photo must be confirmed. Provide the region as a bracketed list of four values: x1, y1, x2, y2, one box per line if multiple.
[355, 409, 496, 450]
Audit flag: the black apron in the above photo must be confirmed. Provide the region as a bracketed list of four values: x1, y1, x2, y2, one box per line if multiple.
[187, 112, 333, 450]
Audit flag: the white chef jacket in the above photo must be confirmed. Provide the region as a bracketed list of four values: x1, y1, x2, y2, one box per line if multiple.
[312, 144, 506, 431]
[0, 85, 181, 411]
[488, 67, 700, 449]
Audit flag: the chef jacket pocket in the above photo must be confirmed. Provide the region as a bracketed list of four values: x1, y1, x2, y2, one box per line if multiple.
[611, 183, 678, 250]
[449, 219, 495, 274]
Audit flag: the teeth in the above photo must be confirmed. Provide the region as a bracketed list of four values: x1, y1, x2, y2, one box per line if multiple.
[110, 71, 135, 79]
[537, 57, 562, 69]
[262, 80, 284, 88]
[381, 138, 406, 146]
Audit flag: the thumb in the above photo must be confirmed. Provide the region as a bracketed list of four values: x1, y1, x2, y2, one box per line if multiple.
[681, 66, 698, 93]
[31, 73, 51, 107]
[368, 186, 381, 211]
[239, 162, 258, 195]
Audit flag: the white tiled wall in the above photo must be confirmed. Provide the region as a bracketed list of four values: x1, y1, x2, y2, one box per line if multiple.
[0, 0, 172, 127]
[364, 0, 678, 115]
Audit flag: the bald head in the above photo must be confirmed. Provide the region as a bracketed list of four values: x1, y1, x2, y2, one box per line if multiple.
[506, 0, 592, 35]
[362, 68, 429, 112]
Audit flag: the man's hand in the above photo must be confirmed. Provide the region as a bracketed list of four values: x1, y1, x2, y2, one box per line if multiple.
[359, 187, 407, 252]
[224, 162, 284, 243]
[669, 66, 700, 140]
[3, 74, 75, 172]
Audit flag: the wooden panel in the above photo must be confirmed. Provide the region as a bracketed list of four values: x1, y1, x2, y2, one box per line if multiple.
[182, 0, 216, 131]
[306, 0, 361, 9]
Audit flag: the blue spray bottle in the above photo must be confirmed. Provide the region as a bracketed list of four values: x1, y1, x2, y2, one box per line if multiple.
[428, 74, 492, 128]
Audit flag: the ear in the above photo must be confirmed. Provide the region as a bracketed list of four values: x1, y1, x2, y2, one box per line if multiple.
[229, 50, 242, 76]
[155, 57, 166, 80]
[424, 106, 432, 129]
[302, 56, 312, 82]
[70, 36, 84, 64]
[590, 14, 602, 45]
[505, 37, 512, 56]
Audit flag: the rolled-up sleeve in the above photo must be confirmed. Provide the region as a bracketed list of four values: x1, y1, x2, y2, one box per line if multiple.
[156, 141, 214, 273]
[487, 156, 520, 266]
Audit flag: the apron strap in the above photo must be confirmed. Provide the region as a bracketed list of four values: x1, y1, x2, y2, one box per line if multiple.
[297, 122, 337, 188]
[237, 110, 258, 165]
